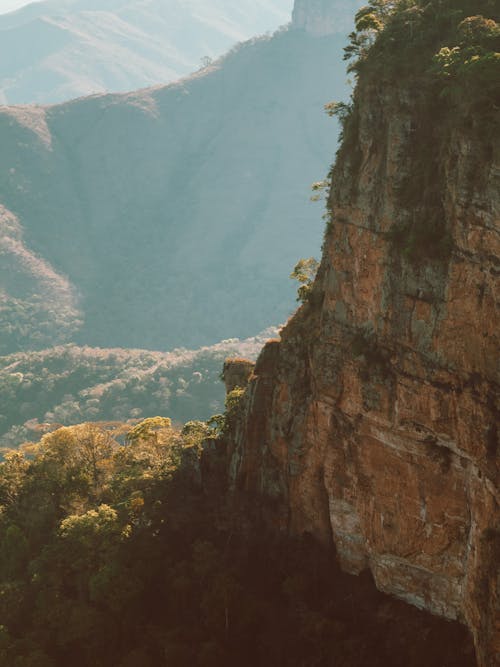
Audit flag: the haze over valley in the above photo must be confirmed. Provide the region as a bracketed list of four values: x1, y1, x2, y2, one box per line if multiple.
[0, 0, 362, 443]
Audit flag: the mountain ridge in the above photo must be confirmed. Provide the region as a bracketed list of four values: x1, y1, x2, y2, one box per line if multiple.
[0, 0, 293, 104]
[0, 26, 350, 353]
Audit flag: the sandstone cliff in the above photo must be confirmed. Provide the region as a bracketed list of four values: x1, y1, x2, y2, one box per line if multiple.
[228, 3, 499, 665]
[0, 0, 293, 105]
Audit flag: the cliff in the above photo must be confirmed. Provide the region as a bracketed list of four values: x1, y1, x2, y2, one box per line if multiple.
[228, 3, 499, 665]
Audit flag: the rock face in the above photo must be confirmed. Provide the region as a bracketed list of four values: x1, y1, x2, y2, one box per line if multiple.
[229, 8, 499, 667]
[222, 358, 256, 393]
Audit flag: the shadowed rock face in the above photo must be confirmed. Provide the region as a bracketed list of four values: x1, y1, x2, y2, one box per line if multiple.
[0, 328, 277, 448]
[228, 9, 499, 667]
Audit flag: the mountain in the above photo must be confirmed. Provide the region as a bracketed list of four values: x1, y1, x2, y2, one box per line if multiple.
[0, 203, 82, 354]
[0, 17, 358, 355]
[0, 0, 294, 105]
[0, 2, 497, 666]
[0, 327, 277, 448]
[226, 2, 499, 665]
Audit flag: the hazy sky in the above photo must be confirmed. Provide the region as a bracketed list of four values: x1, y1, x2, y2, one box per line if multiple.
[0, 0, 40, 13]
[0, 0, 294, 15]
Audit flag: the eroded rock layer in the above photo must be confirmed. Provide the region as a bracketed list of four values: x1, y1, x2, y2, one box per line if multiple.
[228, 5, 499, 666]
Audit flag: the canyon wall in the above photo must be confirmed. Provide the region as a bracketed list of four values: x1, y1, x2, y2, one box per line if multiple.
[228, 4, 499, 666]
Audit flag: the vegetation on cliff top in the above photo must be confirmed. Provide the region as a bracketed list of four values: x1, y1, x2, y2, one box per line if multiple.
[327, 0, 499, 263]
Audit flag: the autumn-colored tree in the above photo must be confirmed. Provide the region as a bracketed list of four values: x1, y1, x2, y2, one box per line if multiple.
[290, 257, 319, 303]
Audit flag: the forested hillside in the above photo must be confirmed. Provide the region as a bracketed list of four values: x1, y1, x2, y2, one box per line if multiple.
[0, 26, 349, 353]
[0, 418, 475, 666]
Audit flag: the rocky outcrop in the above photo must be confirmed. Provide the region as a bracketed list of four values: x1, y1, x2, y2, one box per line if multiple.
[228, 6, 499, 667]
[222, 358, 255, 393]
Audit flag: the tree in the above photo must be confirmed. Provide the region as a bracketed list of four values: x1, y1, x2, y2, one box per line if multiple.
[290, 258, 319, 303]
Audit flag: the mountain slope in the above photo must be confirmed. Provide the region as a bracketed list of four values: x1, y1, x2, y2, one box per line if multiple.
[0, 0, 294, 104]
[0, 327, 277, 448]
[0, 204, 82, 354]
[0, 24, 352, 354]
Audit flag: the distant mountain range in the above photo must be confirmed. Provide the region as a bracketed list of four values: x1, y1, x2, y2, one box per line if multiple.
[0, 22, 355, 354]
[0, 0, 364, 449]
[0, 0, 294, 104]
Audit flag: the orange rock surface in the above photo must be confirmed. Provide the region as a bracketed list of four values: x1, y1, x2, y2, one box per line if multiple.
[228, 78, 499, 666]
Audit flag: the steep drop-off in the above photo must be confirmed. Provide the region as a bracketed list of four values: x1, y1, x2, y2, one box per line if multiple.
[228, 3, 499, 666]
[0, 25, 350, 353]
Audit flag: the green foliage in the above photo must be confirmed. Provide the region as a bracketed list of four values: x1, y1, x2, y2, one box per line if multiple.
[335, 0, 499, 265]
[181, 420, 211, 446]
[290, 258, 319, 303]
[344, 0, 401, 70]
[126, 416, 173, 444]
[344, 0, 499, 100]
[0, 417, 475, 666]
[210, 388, 246, 438]
[310, 179, 330, 202]
[206, 414, 226, 438]
[204, 389, 247, 440]
[432, 15, 500, 109]
[324, 101, 351, 122]
[0, 419, 209, 665]
[324, 99, 356, 146]
[0, 331, 275, 449]
[225, 388, 245, 418]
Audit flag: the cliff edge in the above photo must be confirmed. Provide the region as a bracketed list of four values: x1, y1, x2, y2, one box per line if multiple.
[229, 2, 499, 665]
